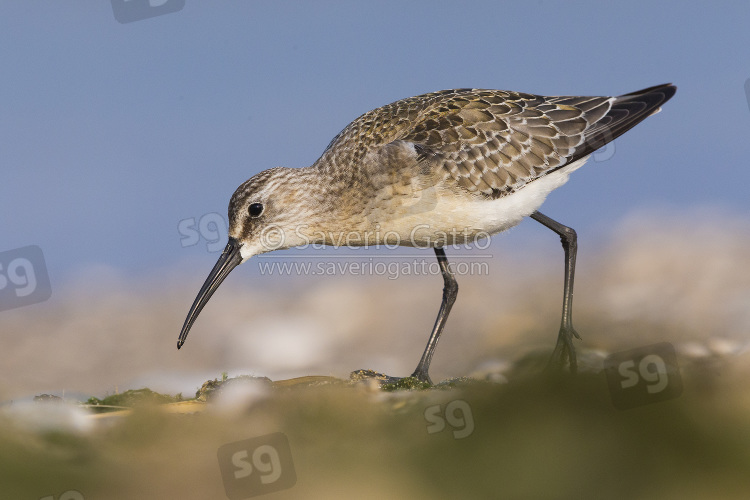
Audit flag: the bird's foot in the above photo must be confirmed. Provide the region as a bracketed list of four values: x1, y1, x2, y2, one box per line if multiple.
[350, 369, 402, 384]
[545, 325, 581, 374]
[409, 368, 433, 386]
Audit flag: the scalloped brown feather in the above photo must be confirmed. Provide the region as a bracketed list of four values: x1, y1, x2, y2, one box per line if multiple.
[315, 85, 676, 199]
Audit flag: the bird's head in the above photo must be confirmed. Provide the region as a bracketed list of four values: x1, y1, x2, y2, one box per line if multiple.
[177, 167, 317, 349]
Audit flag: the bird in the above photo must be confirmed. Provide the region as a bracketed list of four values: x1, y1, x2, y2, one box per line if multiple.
[177, 83, 676, 384]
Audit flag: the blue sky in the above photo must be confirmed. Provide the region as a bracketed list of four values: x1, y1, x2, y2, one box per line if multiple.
[2, 1, 749, 285]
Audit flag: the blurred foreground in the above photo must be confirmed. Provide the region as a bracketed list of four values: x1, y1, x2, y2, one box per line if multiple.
[2, 359, 750, 499]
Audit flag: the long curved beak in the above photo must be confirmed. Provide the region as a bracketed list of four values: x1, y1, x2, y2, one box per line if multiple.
[177, 237, 243, 349]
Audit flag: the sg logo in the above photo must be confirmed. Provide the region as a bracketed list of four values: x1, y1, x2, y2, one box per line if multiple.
[0, 246, 52, 312]
[604, 342, 683, 410]
[40, 491, 84, 500]
[178, 213, 228, 253]
[217, 432, 296, 499]
[110, 0, 185, 24]
[424, 399, 474, 439]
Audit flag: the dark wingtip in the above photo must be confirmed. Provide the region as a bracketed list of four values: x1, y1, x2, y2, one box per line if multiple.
[622, 82, 677, 100]
[177, 340, 183, 350]
[565, 82, 677, 164]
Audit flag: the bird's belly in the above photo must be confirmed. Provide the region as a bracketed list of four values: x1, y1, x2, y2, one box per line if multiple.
[373, 158, 587, 247]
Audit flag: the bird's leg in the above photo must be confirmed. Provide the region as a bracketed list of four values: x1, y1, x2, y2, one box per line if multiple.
[530, 211, 581, 373]
[410, 247, 459, 385]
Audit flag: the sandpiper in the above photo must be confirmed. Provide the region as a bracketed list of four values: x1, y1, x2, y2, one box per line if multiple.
[177, 84, 676, 383]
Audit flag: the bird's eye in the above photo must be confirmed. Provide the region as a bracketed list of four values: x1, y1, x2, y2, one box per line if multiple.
[248, 203, 264, 217]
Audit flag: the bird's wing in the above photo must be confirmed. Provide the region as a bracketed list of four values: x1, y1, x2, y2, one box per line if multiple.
[399, 85, 675, 198]
[317, 85, 675, 199]
[399, 89, 611, 197]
